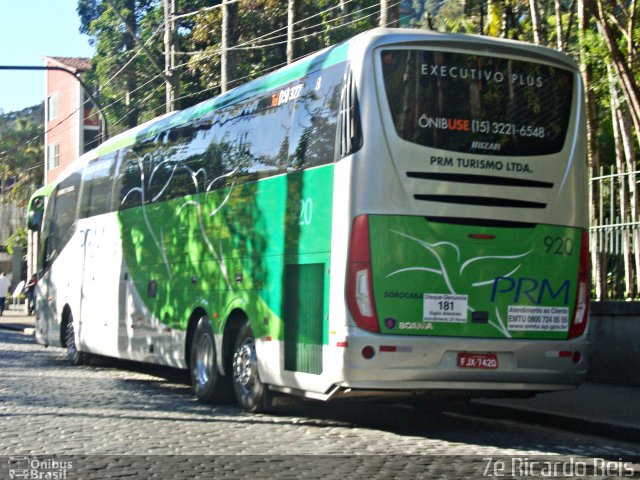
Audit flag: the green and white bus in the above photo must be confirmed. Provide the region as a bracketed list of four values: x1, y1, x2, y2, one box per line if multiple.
[29, 28, 589, 412]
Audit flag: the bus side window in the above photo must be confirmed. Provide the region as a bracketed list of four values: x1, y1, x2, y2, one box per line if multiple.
[222, 89, 292, 183]
[288, 63, 345, 170]
[114, 148, 146, 211]
[80, 153, 117, 218]
[43, 170, 82, 270]
[39, 191, 56, 273]
[157, 125, 208, 201]
[42, 237, 52, 270]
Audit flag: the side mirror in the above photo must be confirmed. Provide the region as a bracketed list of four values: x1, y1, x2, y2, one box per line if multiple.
[27, 210, 43, 231]
[28, 196, 45, 231]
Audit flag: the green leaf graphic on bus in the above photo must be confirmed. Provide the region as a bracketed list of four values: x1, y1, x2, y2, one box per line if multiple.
[387, 229, 531, 337]
[369, 216, 580, 340]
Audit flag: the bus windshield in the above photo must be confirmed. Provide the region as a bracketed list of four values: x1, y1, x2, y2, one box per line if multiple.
[380, 49, 574, 156]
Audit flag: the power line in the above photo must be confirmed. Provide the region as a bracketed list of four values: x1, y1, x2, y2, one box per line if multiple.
[43, 25, 165, 140]
[171, 0, 243, 21]
[46, 0, 380, 139]
[171, 0, 379, 71]
[225, 3, 383, 53]
[38, 1, 395, 165]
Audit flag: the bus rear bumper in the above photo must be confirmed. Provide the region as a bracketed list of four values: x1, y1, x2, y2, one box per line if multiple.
[332, 333, 588, 393]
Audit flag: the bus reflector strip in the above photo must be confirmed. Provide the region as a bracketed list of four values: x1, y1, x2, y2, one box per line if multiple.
[379, 345, 413, 353]
[546, 350, 581, 362]
[336, 341, 348, 348]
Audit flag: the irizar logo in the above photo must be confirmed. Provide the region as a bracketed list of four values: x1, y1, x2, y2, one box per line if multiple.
[490, 276, 570, 305]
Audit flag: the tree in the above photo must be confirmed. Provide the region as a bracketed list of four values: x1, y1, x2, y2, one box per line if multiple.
[585, 0, 640, 139]
[0, 104, 44, 249]
[72, 0, 638, 298]
[78, 0, 164, 133]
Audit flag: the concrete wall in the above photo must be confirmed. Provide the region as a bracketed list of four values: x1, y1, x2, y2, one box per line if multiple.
[588, 302, 640, 386]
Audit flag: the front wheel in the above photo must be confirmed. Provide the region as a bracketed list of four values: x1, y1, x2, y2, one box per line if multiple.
[232, 320, 271, 412]
[64, 314, 86, 366]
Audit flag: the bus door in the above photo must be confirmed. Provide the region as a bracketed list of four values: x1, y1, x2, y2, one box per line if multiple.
[78, 154, 120, 356]
[78, 227, 114, 354]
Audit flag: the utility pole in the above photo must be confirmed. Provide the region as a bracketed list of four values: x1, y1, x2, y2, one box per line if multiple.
[221, 0, 235, 93]
[287, 0, 296, 64]
[339, 0, 348, 24]
[379, 0, 399, 27]
[380, 0, 389, 27]
[105, 0, 175, 116]
[164, 0, 178, 112]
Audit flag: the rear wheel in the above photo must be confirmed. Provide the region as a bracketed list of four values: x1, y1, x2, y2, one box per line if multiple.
[232, 319, 271, 412]
[64, 313, 86, 366]
[190, 316, 223, 403]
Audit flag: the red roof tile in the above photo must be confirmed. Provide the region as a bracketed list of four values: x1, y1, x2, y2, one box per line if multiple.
[42, 56, 92, 73]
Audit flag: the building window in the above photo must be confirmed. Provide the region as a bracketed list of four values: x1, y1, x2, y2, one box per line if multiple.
[47, 143, 60, 170]
[83, 128, 100, 154]
[47, 93, 59, 122]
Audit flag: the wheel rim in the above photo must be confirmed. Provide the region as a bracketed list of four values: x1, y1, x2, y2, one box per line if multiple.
[194, 332, 214, 387]
[233, 337, 256, 394]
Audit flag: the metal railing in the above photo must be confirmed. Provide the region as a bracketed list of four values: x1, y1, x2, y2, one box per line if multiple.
[590, 168, 640, 300]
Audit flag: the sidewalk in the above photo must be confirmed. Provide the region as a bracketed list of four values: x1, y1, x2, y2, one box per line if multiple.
[474, 383, 640, 443]
[0, 306, 35, 333]
[1, 310, 638, 442]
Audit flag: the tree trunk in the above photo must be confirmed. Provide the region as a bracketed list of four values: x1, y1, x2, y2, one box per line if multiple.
[529, 0, 545, 45]
[555, 0, 564, 50]
[579, 0, 605, 299]
[124, 0, 138, 128]
[619, 99, 638, 299]
[608, 64, 633, 297]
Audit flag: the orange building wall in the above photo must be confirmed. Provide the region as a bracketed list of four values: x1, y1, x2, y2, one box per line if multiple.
[45, 63, 80, 185]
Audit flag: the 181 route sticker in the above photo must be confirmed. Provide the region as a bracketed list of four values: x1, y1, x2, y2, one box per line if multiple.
[423, 294, 468, 323]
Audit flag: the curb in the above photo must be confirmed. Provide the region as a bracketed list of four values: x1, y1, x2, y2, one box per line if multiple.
[0, 323, 35, 333]
[471, 401, 640, 444]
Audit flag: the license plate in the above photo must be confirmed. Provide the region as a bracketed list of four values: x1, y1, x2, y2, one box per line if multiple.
[457, 353, 498, 369]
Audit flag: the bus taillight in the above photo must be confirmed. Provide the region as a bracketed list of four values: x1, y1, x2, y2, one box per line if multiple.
[568, 229, 590, 339]
[346, 215, 379, 333]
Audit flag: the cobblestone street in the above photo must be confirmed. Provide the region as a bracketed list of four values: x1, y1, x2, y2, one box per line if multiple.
[1, 328, 639, 478]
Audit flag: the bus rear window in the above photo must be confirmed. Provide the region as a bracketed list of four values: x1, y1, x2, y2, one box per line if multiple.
[380, 49, 574, 156]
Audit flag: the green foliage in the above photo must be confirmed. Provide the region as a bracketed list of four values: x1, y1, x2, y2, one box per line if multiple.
[0, 103, 44, 207]
[4, 227, 27, 255]
[72, 0, 637, 179]
[77, 0, 381, 133]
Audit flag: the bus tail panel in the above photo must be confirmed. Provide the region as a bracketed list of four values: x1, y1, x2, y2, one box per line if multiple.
[365, 214, 583, 340]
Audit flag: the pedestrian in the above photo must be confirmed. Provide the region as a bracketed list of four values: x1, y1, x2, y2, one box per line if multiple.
[25, 274, 37, 315]
[0, 272, 9, 316]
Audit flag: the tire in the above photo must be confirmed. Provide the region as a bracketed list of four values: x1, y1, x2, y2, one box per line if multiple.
[190, 316, 223, 403]
[232, 319, 272, 412]
[65, 313, 86, 366]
